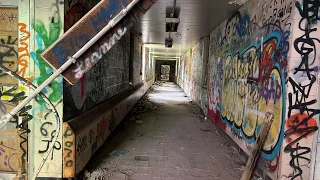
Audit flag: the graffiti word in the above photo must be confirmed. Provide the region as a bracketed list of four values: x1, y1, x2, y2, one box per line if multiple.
[262, 0, 293, 23]
[18, 23, 33, 81]
[0, 13, 17, 22]
[38, 122, 61, 160]
[219, 32, 288, 160]
[72, 27, 127, 79]
[63, 126, 74, 168]
[0, 36, 18, 77]
[284, 0, 320, 179]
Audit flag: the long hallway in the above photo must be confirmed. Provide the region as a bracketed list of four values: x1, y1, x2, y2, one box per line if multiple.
[84, 82, 243, 180]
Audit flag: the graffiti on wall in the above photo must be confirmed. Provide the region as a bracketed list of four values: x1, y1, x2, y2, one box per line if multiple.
[220, 33, 287, 160]
[182, 50, 192, 96]
[145, 47, 152, 80]
[63, 33, 130, 121]
[73, 79, 152, 175]
[282, 0, 320, 179]
[0, 7, 23, 173]
[18, 23, 34, 82]
[31, 3, 63, 106]
[207, 0, 295, 178]
[0, 85, 25, 172]
[41, 0, 158, 85]
[190, 42, 203, 104]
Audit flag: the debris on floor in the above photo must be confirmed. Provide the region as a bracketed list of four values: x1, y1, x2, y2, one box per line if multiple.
[127, 86, 160, 120]
[110, 150, 129, 157]
[84, 82, 243, 180]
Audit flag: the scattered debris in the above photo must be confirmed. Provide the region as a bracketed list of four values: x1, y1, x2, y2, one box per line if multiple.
[201, 128, 212, 132]
[134, 132, 144, 137]
[110, 150, 129, 157]
[134, 155, 149, 161]
[135, 120, 143, 124]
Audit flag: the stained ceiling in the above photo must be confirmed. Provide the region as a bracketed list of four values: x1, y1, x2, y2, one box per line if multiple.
[133, 0, 241, 60]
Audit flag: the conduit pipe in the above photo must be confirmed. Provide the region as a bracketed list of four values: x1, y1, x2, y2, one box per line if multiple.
[0, 0, 140, 146]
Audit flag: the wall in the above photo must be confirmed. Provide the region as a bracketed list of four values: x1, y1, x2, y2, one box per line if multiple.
[62, 80, 154, 178]
[208, 0, 293, 178]
[0, 6, 20, 173]
[63, 33, 130, 120]
[178, 38, 209, 114]
[63, 0, 132, 121]
[281, 0, 320, 179]
[178, 0, 320, 179]
[144, 47, 154, 81]
[0, 0, 155, 178]
[132, 36, 142, 84]
[0, 0, 66, 178]
[28, 0, 65, 178]
[178, 49, 192, 96]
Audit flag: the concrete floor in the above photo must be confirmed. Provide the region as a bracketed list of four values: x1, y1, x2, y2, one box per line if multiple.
[84, 82, 243, 180]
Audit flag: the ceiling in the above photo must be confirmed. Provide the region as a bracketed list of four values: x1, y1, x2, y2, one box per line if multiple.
[133, 0, 241, 60]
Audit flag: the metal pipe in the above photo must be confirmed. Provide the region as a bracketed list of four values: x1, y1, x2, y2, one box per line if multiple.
[0, 0, 140, 130]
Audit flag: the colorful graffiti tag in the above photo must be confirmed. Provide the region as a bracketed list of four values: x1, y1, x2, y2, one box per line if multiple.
[207, 0, 295, 178]
[283, 0, 320, 179]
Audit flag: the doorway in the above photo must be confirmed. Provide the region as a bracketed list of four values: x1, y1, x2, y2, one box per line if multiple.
[160, 65, 170, 81]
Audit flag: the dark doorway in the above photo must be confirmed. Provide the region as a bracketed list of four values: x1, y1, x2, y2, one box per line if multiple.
[155, 60, 176, 82]
[161, 65, 170, 81]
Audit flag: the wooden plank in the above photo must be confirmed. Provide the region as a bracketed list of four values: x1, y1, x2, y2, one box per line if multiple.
[240, 112, 274, 180]
[41, 0, 158, 85]
[63, 123, 76, 178]
[0, 7, 18, 85]
[0, 7, 19, 173]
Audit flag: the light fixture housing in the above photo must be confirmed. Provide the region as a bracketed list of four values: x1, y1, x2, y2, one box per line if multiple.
[165, 37, 173, 48]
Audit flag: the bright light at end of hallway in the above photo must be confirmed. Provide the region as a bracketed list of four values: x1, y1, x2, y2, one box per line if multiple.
[148, 82, 191, 102]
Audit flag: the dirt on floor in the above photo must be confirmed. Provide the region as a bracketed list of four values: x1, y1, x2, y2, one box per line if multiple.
[82, 82, 245, 180]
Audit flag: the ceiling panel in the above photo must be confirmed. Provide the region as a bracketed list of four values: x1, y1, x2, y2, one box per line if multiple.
[133, 0, 240, 58]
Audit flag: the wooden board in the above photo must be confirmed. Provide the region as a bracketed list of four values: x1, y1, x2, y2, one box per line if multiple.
[0, 8, 18, 85]
[0, 8, 19, 173]
[42, 0, 158, 85]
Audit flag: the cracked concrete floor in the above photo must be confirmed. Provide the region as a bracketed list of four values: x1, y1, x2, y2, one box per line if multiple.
[84, 82, 243, 180]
